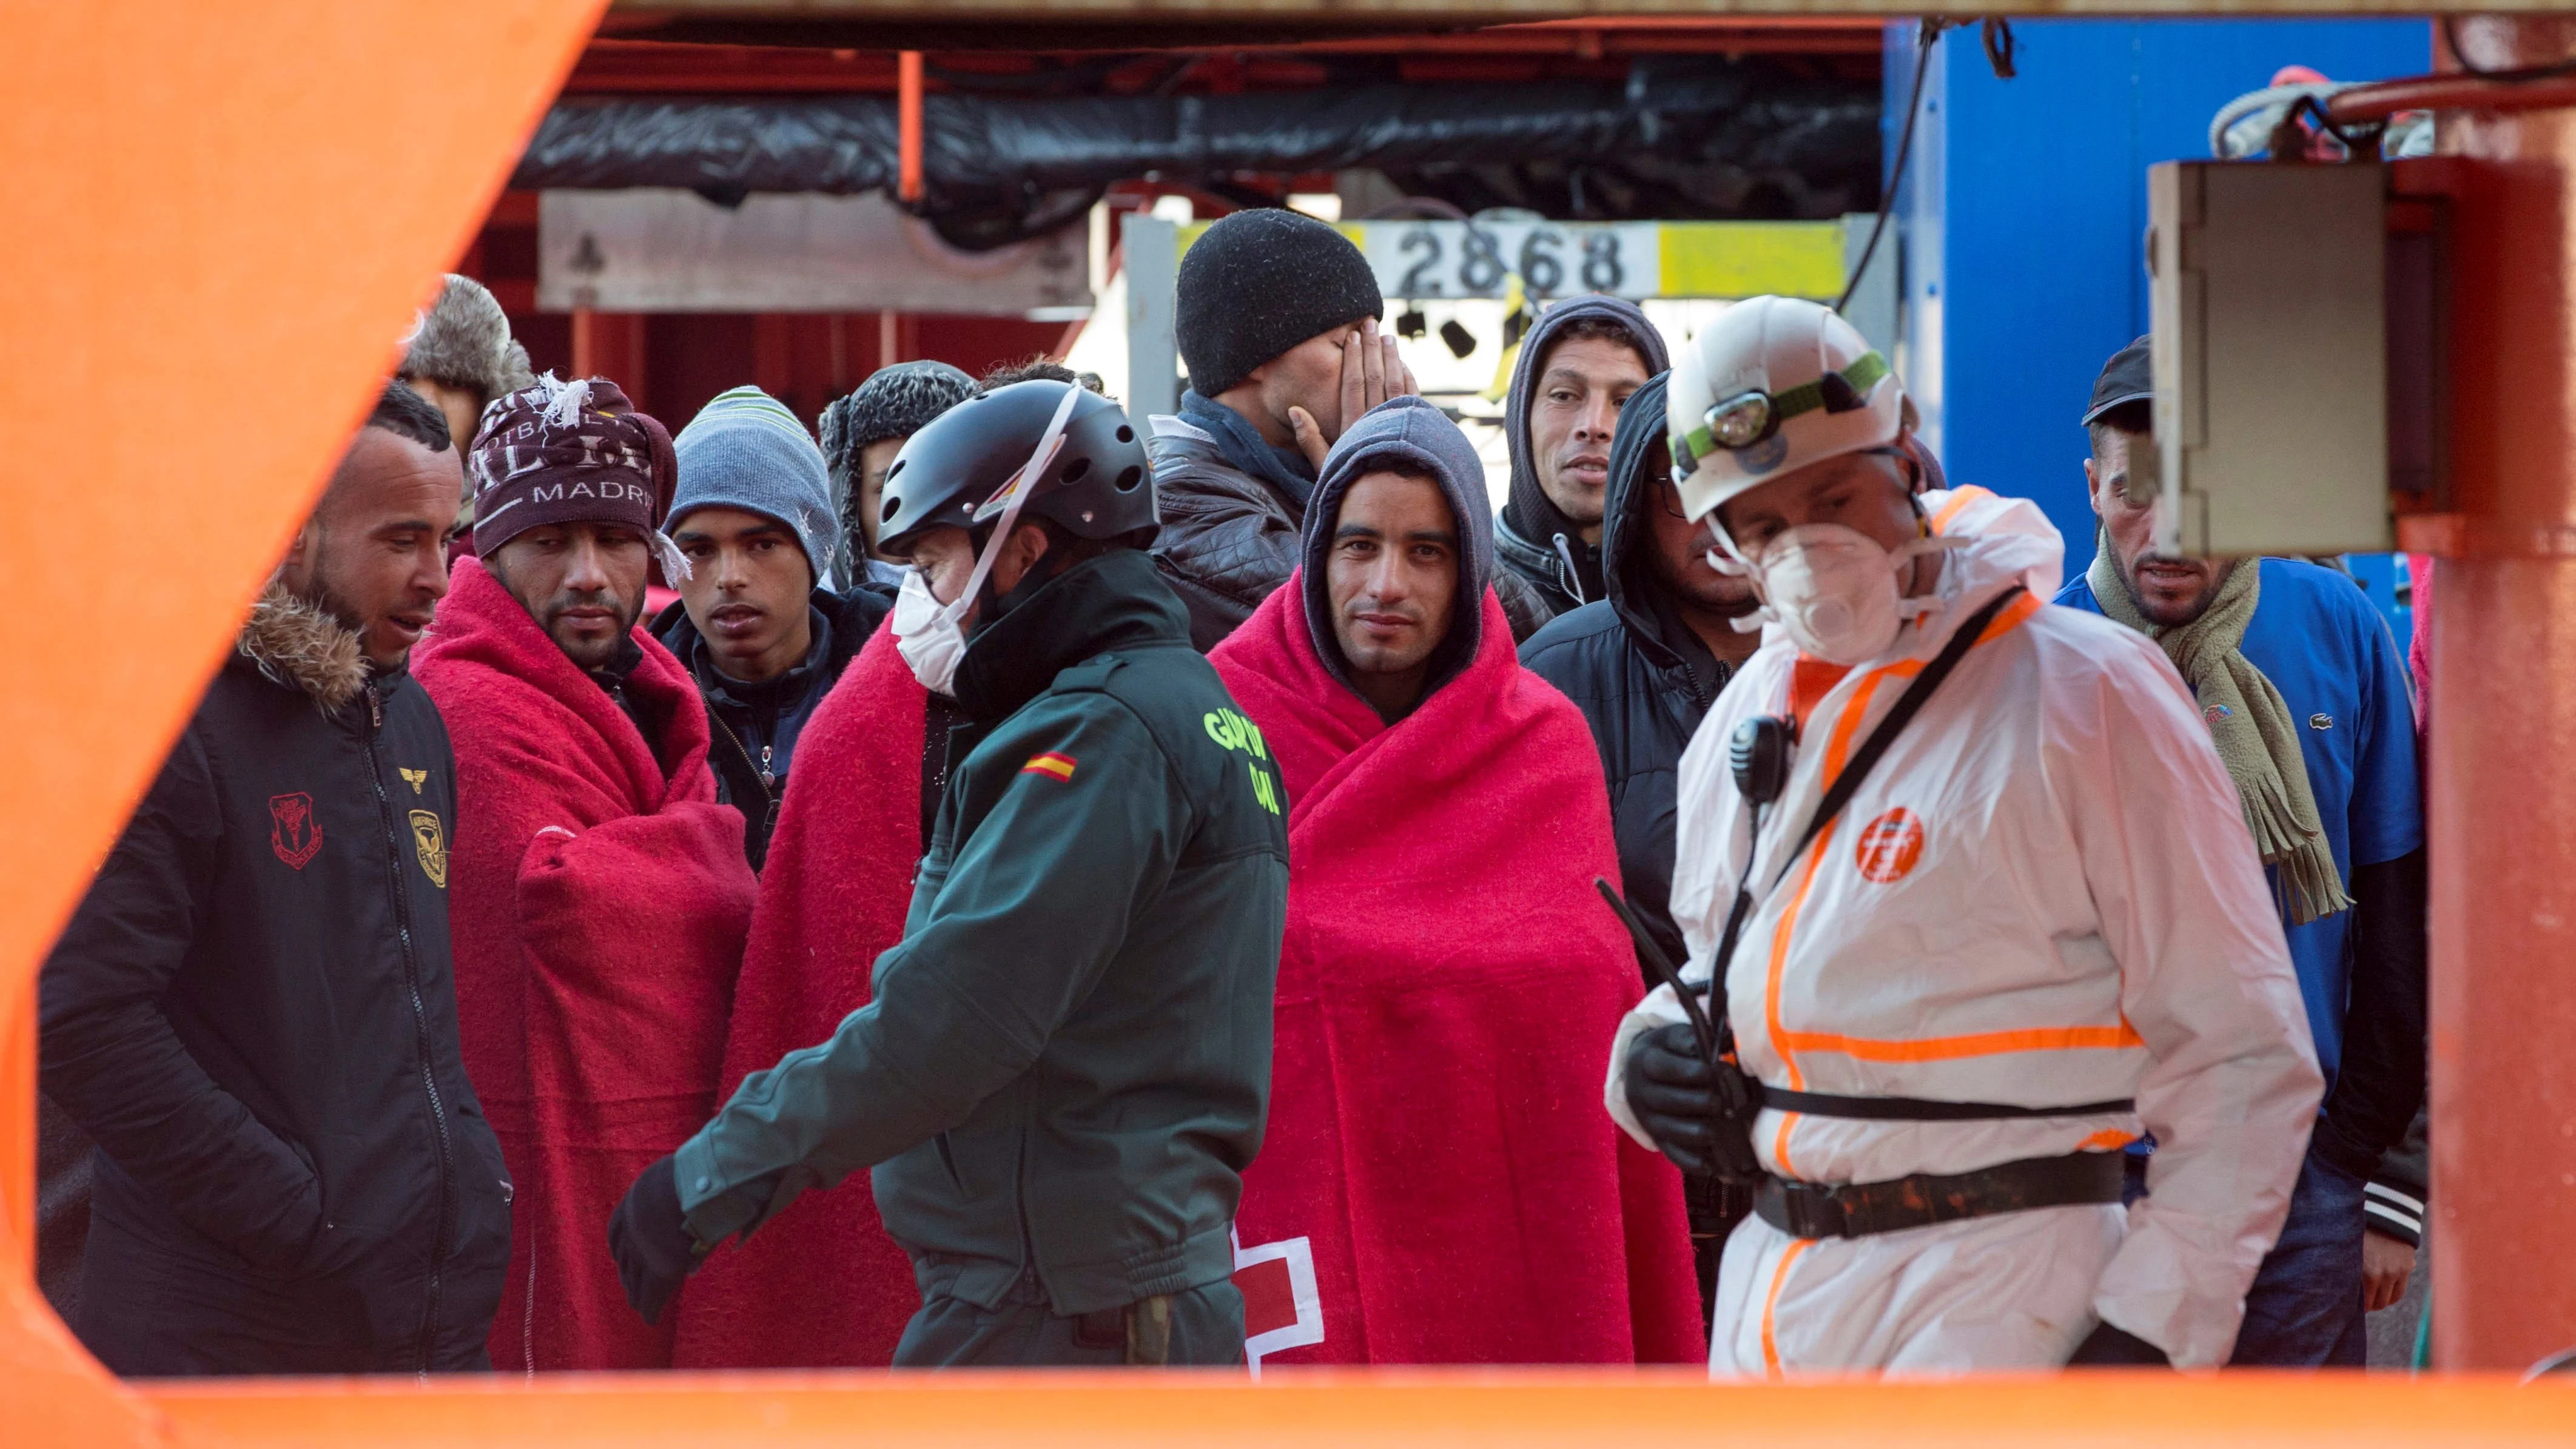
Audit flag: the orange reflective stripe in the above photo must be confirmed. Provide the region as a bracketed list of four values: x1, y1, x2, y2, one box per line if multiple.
[1758, 1237, 1812, 1381]
[2080, 1128, 2139, 1152]
[1983, 590, 2043, 639]
[1774, 1021, 2147, 1061]
[1762, 665, 1895, 1177]
[1928, 484, 1994, 535]
[1758, 587, 2044, 1180]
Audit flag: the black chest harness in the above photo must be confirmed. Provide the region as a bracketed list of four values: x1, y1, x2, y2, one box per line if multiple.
[1602, 583, 2131, 1240]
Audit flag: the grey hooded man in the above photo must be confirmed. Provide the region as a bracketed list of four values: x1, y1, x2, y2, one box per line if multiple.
[1494, 295, 1670, 628]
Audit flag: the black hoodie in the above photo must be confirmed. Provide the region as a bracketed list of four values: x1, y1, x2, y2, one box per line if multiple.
[1495, 295, 1672, 627]
[1519, 372, 1741, 978]
[1300, 394, 1500, 709]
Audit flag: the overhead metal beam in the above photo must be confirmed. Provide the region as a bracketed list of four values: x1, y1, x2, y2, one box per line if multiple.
[605, 0, 2541, 29]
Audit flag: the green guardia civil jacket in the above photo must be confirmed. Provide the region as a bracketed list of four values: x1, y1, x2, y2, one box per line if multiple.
[672, 548, 1288, 1316]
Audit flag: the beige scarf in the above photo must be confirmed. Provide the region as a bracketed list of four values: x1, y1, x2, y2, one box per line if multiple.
[2088, 546, 2352, 925]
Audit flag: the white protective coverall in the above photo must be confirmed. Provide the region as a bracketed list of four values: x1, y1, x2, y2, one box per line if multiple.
[1605, 486, 2320, 1374]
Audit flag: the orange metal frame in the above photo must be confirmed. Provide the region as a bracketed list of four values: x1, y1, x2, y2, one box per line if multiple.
[4, 3, 2574, 1442]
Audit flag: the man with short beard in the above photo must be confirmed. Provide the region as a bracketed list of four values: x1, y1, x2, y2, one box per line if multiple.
[416, 376, 757, 1371]
[1494, 298, 1666, 629]
[2056, 338, 2426, 1368]
[41, 382, 511, 1374]
[1208, 397, 1701, 1368]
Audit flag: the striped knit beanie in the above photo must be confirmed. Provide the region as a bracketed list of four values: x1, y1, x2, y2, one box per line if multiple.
[470, 375, 680, 575]
[671, 386, 838, 582]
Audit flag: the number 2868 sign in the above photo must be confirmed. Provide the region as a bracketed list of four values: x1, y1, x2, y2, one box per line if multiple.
[1360, 221, 1660, 301]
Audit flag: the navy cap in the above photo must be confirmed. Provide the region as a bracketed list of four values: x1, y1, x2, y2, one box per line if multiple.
[2083, 335, 2153, 428]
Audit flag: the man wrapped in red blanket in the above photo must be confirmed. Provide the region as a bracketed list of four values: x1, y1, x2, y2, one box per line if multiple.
[1210, 395, 1702, 1369]
[667, 624, 927, 1368]
[419, 378, 756, 1370]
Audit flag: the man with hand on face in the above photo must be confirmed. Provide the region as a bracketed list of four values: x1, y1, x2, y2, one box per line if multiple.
[1148, 207, 1422, 650]
[2057, 338, 2427, 1368]
[1208, 395, 1701, 1369]
[1495, 297, 1667, 628]
[417, 376, 758, 1371]
[41, 382, 511, 1374]
[611, 380, 1289, 1367]
[819, 361, 980, 588]
[655, 386, 895, 869]
[1606, 297, 2318, 1375]
[1521, 369, 1764, 1314]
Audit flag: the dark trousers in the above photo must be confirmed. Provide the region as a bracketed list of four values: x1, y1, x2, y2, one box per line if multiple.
[2230, 1148, 2370, 1367]
[2129, 1148, 2369, 1366]
[893, 1272, 1246, 1368]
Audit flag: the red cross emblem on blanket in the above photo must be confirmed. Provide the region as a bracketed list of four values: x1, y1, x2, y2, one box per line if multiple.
[1231, 1228, 1323, 1374]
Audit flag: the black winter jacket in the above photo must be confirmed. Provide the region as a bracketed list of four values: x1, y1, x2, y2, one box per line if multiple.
[653, 580, 893, 869]
[1145, 411, 1310, 652]
[40, 590, 511, 1376]
[1519, 372, 1738, 980]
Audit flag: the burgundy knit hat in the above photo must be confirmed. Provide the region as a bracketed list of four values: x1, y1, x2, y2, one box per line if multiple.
[469, 376, 678, 563]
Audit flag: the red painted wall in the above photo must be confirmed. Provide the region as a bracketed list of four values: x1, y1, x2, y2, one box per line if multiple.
[458, 191, 1069, 432]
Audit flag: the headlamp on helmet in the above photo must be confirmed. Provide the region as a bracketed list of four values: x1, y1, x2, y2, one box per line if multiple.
[1670, 352, 1892, 480]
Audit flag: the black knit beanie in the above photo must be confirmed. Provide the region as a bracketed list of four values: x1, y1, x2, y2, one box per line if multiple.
[1176, 209, 1384, 397]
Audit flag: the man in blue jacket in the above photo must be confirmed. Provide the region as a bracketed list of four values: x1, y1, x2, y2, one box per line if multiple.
[2057, 338, 2427, 1367]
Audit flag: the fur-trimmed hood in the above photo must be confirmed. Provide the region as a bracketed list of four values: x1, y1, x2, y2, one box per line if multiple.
[237, 582, 369, 711]
[400, 275, 536, 410]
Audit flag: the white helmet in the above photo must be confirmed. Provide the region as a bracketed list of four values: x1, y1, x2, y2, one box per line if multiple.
[1667, 296, 1906, 540]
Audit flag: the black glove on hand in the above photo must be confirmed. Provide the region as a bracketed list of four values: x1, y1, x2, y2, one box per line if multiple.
[1624, 1021, 1761, 1182]
[608, 1154, 703, 1326]
[2066, 1321, 2171, 1367]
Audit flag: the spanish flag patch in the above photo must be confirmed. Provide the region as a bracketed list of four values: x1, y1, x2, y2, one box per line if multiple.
[1021, 751, 1078, 782]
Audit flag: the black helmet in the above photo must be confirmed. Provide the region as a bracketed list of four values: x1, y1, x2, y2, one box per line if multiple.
[875, 381, 1155, 557]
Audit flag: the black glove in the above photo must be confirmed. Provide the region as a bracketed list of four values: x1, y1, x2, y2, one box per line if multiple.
[1624, 1021, 1761, 1182]
[2066, 1321, 2171, 1367]
[608, 1154, 704, 1326]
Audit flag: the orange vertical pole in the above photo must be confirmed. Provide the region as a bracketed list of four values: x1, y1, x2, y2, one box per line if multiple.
[2425, 14, 2576, 1373]
[898, 50, 925, 204]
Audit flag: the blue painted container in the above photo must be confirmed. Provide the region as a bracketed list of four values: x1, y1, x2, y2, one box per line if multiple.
[1889, 17, 2429, 651]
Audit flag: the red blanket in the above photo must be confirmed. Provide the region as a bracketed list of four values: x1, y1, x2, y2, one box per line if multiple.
[668, 620, 926, 1368]
[417, 559, 756, 1371]
[1210, 580, 1703, 1368]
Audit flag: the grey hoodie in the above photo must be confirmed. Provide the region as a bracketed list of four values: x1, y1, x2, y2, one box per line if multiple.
[1300, 395, 1496, 704]
[1496, 295, 1670, 619]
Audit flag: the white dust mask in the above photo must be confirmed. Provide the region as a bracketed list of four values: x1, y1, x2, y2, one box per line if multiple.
[1740, 523, 1948, 666]
[889, 386, 1082, 696]
[892, 569, 971, 696]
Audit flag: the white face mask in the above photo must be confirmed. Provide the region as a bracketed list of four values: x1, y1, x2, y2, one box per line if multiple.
[1736, 523, 1946, 666]
[892, 568, 970, 696]
[889, 386, 1083, 696]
